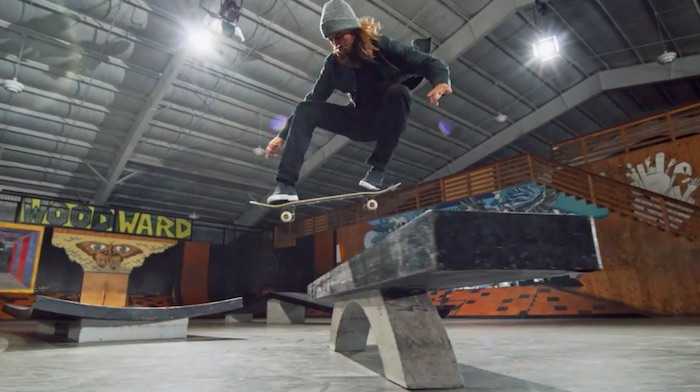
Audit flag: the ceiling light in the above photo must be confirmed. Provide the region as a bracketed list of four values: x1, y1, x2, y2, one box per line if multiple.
[188, 212, 200, 220]
[2, 78, 24, 93]
[495, 113, 508, 123]
[186, 27, 214, 55]
[657, 50, 678, 64]
[532, 36, 560, 62]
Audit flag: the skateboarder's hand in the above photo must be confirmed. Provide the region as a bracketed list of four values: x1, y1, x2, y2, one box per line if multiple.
[265, 136, 285, 158]
[427, 83, 453, 106]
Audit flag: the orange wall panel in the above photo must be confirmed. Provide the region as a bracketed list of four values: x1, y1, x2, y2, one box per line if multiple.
[580, 211, 700, 315]
[314, 230, 335, 277]
[336, 222, 371, 262]
[584, 133, 700, 191]
[80, 272, 129, 306]
[180, 241, 210, 305]
[434, 287, 640, 318]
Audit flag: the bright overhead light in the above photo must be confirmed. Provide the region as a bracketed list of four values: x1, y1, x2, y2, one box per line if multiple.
[494, 113, 508, 123]
[186, 27, 215, 55]
[657, 50, 678, 64]
[2, 78, 24, 93]
[532, 36, 560, 62]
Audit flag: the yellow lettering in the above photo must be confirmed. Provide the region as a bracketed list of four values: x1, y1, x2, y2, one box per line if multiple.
[175, 219, 192, 239]
[19, 198, 48, 225]
[136, 213, 154, 236]
[64, 203, 75, 227]
[118, 211, 139, 234]
[156, 216, 175, 238]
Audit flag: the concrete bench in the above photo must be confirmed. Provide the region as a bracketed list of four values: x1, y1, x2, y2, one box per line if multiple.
[308, 210, 602, 389]
[265, 291, 333, 324]
[3, 295, 243, 343]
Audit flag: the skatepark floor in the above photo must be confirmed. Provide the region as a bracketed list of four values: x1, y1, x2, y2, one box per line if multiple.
[1, 317, 699, 392]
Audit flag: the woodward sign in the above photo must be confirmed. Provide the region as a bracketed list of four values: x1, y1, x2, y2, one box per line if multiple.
[17, 198, 192, 240]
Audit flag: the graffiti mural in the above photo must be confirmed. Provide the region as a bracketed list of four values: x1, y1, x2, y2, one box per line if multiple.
[52, 228, 177, 274]
[625, 152, 700, 204]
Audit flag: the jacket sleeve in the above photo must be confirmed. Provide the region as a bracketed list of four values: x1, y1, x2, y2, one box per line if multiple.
[277, 56, 335, 140]
[380, 36, 451, 87]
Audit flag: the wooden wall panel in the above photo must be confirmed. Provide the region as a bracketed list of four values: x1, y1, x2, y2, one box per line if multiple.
[180, 241, 210, 305]
[336, 222, 371, 262]
[580, 205, 700, 315]
[313, 230, 335, 277]
[80, 272, 129, 306]
[584, 133, 700, 186]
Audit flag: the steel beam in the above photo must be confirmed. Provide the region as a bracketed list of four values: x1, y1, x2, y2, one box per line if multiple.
[94, 50, 187, 205]
[427, 54, 700, 180]
[432, 0, 534, 63]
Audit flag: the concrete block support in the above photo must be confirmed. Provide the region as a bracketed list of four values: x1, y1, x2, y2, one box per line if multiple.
[266, 298, 305, 324]
[40, 318, 189, 343]
[225, 313, 254, 323]
[330, 290, 463, 390]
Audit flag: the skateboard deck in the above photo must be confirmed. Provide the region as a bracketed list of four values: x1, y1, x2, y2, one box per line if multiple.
[250, 183, 401, 223]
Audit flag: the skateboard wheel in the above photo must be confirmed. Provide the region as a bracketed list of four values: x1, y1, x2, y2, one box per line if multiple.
[280, 210, 295, 223]
[365, 199, 379, 211]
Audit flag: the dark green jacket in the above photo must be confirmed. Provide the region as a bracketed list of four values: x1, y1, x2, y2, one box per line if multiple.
[278, 35, 450, 139]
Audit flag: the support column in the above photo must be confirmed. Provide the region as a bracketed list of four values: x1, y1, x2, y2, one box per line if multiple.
[330, 290, 463, 389]
[39, 318, 189, 343]
[266, 298, 305, 324]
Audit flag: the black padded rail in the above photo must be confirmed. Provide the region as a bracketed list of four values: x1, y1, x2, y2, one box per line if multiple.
[267, 291, 333, 312]
[3, 295, 243, 321]
[308, 210, 602, 301]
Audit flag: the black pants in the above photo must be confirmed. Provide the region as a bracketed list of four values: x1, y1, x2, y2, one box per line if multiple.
[277, 84, 411, 185]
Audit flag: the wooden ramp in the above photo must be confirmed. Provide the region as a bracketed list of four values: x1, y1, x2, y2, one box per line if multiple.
[4, 296, 243, 344]
[3, 295, 243, 321]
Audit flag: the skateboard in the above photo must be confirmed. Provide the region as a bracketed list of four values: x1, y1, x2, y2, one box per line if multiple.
[250, 183, 401, 223]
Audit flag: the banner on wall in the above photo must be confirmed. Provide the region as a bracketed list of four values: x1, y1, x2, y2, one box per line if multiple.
[16, 197, 192, 240]
[0, 222, 45, 294]
[51, 228, 177, 274]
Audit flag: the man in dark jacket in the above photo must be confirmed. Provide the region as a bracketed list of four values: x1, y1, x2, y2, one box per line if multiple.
[265, 0, 452, 203]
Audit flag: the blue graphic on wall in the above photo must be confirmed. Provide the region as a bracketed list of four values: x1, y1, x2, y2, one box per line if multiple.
[363, 182, 609, 249]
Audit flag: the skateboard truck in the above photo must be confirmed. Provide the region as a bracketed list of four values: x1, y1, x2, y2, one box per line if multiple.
[278, 196, 379, 223]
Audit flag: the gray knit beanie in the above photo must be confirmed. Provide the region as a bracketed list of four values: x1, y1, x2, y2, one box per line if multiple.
[320, 0, 361, 38]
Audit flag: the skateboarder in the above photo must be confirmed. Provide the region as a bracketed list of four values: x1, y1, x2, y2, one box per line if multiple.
[264, 0, 452, 203]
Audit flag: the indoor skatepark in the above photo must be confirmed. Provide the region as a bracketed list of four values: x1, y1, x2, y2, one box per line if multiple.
[1, 0, 700, 391]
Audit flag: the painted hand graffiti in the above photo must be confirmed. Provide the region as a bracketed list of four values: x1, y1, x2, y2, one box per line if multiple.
[625, 152, 699, 204]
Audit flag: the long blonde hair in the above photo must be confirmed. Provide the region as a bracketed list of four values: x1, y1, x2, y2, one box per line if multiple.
[332, 17, 381, 65]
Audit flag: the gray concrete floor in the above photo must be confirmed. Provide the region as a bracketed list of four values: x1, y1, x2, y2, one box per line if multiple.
[1, 318, 699, 392]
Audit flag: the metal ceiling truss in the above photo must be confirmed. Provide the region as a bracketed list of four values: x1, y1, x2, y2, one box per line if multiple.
[4, 0, 699, 227]
[5, 0, 468, 210]
[512, 8, 636, 128]
[427, 53, 700, 180]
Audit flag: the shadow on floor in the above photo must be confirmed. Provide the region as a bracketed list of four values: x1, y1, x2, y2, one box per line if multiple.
[342, 345, 569, 392]
[0, 331, 245, 352]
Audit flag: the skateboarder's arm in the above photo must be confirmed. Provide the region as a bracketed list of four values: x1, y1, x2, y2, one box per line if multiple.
[379, 36, 451, 88]
[277, 57, 335, 140]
